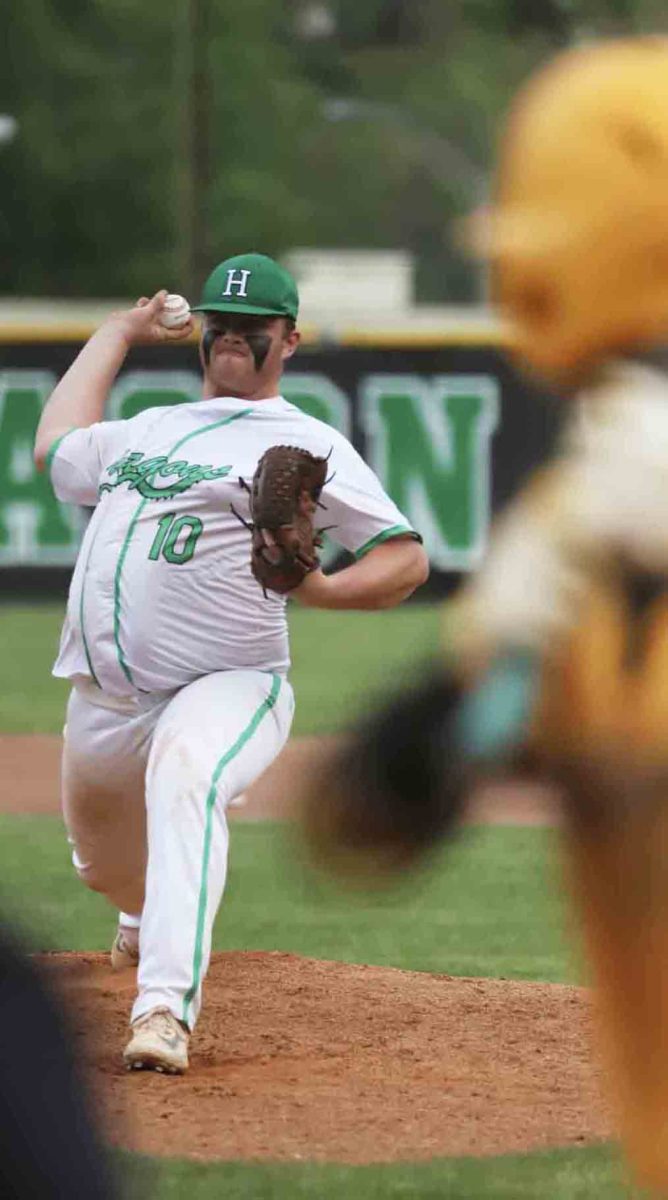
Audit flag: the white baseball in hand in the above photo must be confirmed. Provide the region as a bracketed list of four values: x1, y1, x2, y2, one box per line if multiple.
[160, 293, 191, 329]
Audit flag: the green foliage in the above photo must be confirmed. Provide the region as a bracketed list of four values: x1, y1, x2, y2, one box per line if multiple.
[6, 0, 666, 304]
[2, 0, 180, 293]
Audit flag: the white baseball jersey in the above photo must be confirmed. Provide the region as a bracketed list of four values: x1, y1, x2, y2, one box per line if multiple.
[49, 394, 417, 697]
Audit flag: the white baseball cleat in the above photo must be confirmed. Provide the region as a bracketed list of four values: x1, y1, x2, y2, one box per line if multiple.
[123, 1007, 190, 1074]
[110, 927, 140, 971]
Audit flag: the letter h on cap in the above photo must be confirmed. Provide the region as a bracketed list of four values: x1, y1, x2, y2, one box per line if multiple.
[222, 268, 251, 298]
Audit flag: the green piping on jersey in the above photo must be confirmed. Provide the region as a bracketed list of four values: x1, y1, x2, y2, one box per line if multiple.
[45, 427, 77, 474]
[112, 498, 149, 684]
[353, 524, 419, 560]
[111, 408, 252, 687]
[182, 672, 282, 1027]
[78, 525, 102, 688]
[46, 428, 100, 683]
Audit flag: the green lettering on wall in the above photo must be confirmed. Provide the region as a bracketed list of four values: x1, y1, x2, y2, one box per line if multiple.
[279, 373, 352, 567]
[109, 369, 352, 433]
[1, 363, 497, 570]
[0, 371, 82, 564]
[360, 374, 499, 570]
[109, 371, 202, 420]
[281, 373, 351, 436]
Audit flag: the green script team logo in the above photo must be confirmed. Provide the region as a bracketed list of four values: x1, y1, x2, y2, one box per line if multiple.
[99, 451, 232, 500]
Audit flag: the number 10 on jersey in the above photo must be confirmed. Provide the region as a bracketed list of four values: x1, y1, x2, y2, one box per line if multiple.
[148, 513, 203, 565]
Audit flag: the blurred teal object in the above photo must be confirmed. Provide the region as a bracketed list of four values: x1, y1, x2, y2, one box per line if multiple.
[455, 649, 539, 763]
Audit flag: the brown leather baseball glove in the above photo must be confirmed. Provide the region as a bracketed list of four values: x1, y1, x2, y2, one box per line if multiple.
[242, 445, 329, 595]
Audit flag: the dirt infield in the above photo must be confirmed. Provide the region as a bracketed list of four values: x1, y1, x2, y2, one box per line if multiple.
[0, 733, 560, 824]
[42, 951, 608, 1163]
[5, 733, 603, 1164]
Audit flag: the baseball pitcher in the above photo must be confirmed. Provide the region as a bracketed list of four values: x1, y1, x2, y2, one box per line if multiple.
[34, 252, 429, 1074]
[301, 39, 668, 1193]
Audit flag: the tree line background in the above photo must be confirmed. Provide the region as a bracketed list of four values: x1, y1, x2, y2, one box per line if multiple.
[2, 0, 666, 304]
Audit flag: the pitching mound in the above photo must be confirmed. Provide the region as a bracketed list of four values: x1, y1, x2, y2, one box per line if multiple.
[41, 950, 608, 1163]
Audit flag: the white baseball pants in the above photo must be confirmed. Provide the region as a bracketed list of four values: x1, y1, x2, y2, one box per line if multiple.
[62, 670, 294, 1029]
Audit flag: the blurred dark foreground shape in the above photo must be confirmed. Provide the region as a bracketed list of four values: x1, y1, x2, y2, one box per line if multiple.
[0, 920, 118, 1198]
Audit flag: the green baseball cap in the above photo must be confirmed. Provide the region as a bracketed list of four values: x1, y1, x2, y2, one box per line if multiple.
[192, 252, 299, 321]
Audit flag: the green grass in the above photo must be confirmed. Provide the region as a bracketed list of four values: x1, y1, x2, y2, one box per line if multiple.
[125, 1144, 633, 1199]
[287, 602, 442, 735]
[1, 815, 623, 1197]
[0, 602, 632, 1197]
[0, 815, 629, 1199]
[0, 817, 574, 982]
[0, 604, 70, 732]
[0, 600, 441, 736]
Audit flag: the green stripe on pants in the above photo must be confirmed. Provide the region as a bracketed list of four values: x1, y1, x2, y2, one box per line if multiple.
[182, 672, 282, 1025]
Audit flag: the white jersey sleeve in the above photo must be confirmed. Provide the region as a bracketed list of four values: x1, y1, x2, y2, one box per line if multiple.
[47, 409, 169, 506]
[322, 431, 419, 558]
